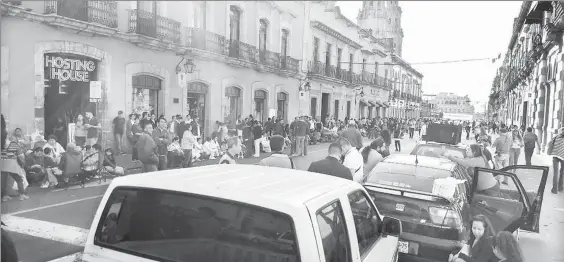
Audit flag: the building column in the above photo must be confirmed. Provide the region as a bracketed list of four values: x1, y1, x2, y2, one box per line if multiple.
[535, 56, 548, 148]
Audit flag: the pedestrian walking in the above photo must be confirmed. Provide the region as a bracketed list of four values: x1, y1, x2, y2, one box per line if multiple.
[393, 126, 403, 152]
[259, 135, 294, 169]
[84, 112, 101, 146]
[547, 126, 564, 194]
[522, 127, 541, 166]
[218, 137, 241, 164]
[509, 129, 523, 166]
[135, 122, 159, 173]
[308, 142, 353, 180]
[340, 122, 363, 150]
[252, 120, 263, 158]
[381, 125, 392, 151]
[112, 110, 126, 154]
[493, 127, 512, 184]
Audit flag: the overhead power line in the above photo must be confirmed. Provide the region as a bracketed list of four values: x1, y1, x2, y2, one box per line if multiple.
[336, 56, 501, 66]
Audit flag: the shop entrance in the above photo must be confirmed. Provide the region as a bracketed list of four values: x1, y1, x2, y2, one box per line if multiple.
[334, 100, 339, 120]
[310, 97, 317, 119]
[132, 75, 161, 117]
[187, 82, 208, 136]
[321, 93, 329, 123]
[44, 53, 98, 147]
[277, 92, 288, 122]
[225, 86, 241, 129]
[346, 101, 351, 119]
[254, 90, 267, 122]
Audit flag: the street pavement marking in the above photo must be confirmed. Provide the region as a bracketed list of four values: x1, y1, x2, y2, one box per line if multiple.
[47, 252, 82, 262]
[2, 215, 88, 246]
[5, 195, 103, 216]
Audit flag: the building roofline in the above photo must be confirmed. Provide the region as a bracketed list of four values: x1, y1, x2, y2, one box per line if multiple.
[508, 2, 532, 50]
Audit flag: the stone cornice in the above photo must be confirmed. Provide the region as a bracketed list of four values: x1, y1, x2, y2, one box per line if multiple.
[391, 54, 424, 79]
[311, 20, 362, 49]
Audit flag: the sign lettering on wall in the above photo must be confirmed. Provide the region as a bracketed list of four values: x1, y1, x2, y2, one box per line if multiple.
[45, 55, 96, 82]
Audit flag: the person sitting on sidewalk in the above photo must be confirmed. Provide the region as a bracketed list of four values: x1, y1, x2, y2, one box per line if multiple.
[259, 135, 294, 169]
[42, 147, 60, 188]
[102, 148, 125, 176]
[166, 137, 184, 169]
[24, 147, 47, 187]
[58, 143, 82, 187]
[43, 135, 65, 162]
[218, 137, 241, 164]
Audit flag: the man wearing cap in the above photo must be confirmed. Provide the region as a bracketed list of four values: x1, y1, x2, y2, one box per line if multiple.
[259, 135, 294, 169]
[308, 142, 353, 180]
[338, 134, 364, 183]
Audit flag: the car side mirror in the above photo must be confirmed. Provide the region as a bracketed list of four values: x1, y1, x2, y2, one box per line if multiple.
[382, 216, 402, 237]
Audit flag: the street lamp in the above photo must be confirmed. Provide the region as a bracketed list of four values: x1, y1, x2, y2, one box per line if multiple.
[176, 57, 196, 74]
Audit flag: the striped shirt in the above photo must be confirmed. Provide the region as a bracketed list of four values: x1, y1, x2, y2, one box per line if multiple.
[550, 135, 564, 160]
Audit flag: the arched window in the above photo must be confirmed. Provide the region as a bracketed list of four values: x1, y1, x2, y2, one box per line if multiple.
[259, 19, 268, 51]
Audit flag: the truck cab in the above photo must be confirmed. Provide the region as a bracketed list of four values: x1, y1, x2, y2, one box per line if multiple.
[82, 165, 402, 262]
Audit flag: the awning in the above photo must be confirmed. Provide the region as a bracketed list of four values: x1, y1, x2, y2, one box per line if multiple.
[373, 102, 383, 107]
[359, 99, 368, 105]
[382, 102, 390, 108]
[368, 101, 377, 107]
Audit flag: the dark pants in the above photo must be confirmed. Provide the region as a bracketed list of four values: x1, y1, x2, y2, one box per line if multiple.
[1, 172, 25, 196]
[157, 155, 167, 171]
[409, 128, 414, 138]
[394, 140, 401, 151]
[466, 131, 470, 140]
[182, 149, 193, 168]
[524, 147, 534, 166]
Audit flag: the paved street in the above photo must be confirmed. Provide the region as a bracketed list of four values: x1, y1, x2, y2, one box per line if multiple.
[2, 134, 563, 262]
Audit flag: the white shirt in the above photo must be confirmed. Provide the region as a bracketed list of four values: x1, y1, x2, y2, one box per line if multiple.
[421, 124, 427, 136]
[343, 148, 364, 183]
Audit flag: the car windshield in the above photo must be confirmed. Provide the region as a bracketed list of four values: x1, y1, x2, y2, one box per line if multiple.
[95, 187, 300, 262]
[413, 145, 466, 159]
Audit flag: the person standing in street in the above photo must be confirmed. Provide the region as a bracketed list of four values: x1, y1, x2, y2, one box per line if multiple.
[152, 117, 172, 171]
[252, 120, 263, 158]
[409, 119, 416, 139]
[522, 128, 541, 166]
[509, 129, 523, 166]
[84, 112, 101, 146]
[340, 122, 363, 150]
[338, 135, 364, 183]
[420, 120, 428, 140]
[259, 135, 294, 169]
[393, 126, 403, 152]
[308, 142, 353, 180]
[547, 126, 564, 194]
[112, 110, 126, 154]
[181, 125, 197, 168]
[493, 127, 512, 184]
[361, 138, 385, 180]
[219, 137, 242, 164]
[292, 117, 308, 157]
[136, 121, 159, 173]
[381, 125, 392, 151]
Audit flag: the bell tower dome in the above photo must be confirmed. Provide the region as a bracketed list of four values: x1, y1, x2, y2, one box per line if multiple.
[357, 1, 404, 56]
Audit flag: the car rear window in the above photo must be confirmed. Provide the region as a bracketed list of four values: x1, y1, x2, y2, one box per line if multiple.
[94, 187, 300, 262]
[413, 145, 465, 159]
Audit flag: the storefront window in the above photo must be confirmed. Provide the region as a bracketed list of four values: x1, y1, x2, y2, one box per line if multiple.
[277, 92, 287, 122]
[224, 86, 241, 128]
[132, 75, 161, 116]
[187, 82, 208, 135]
[254, 90, 267, 122]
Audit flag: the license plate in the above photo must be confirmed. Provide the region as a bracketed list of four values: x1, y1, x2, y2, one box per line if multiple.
[398, 241, 409, 253]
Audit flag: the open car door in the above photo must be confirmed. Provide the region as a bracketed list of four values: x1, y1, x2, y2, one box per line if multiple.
[469, 165, 548, 234]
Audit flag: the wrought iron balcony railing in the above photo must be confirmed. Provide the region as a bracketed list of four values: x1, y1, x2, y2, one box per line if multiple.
[44, 0, 117, 28]
[185, 28, 299, 73]
[128, 9, 181, 43]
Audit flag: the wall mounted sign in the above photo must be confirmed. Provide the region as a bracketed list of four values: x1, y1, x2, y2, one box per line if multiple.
[89, 81, 102, 100]
[45, 54, 96, 82]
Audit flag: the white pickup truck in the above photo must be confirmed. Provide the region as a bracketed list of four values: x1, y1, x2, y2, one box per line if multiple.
[80, 165, 403, 262]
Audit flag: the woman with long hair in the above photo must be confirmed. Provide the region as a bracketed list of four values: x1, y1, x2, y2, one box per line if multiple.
[361, 138, 385, 180]
[492, 231, 523, 262]
[509, 129, 523, 166]
[442, 144, 500, 197]
[449, 215, 497, 262]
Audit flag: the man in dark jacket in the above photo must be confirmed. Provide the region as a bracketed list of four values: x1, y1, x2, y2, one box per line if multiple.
[136, 122, 158, 173]
[340, 123, 363, 150]
[152, 117, 172, 170]
[308, 142, 353, 180]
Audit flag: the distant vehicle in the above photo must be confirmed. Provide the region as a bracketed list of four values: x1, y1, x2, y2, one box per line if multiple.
[364, 154, 549, 262]
[82, 165, 403, 262]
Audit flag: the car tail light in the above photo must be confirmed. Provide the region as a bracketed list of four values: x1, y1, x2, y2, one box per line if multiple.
[428, 206, 462, 228]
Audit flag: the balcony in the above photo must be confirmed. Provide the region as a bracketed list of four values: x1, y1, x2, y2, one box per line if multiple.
[128, 9, 181, 43]
[185, 28, 299, 74]
[44, 0, 117, 28]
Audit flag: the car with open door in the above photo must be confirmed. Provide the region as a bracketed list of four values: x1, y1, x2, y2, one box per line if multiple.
[470, 165, 549, 234]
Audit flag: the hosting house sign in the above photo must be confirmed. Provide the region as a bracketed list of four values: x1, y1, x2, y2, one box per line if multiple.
[45, 55, 95, 82]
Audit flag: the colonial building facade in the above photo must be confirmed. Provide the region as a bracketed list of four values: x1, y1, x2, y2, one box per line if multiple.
[1, 0, 422, 148]
[426, 92, 475, 115]
[491, 1, 564, 152]
[1, 1, 304, 146]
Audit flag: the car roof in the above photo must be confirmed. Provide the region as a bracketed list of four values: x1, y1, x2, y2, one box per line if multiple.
[381, 154, 457, 171]
[110, 164, 359, 208]
[416, 141, 467, 149]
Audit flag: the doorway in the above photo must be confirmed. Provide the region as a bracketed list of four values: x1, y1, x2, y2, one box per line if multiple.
[132, 75, 162, 117]
[44, 53, 98, 147]
[187, 82, 208, 136]
[522, 101, 528, 128]
[346, 101, 351, 119]
[321, 93, 329, 123]
[311, 97, 317, 118]
[225, 86, 241, 128]
[254, 90, 267, 122]
[277, 92, 288, 122]
[334, 99, 339, 120]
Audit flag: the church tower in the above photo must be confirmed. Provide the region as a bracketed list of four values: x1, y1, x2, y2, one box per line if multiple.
[357, 0, 404, 56]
